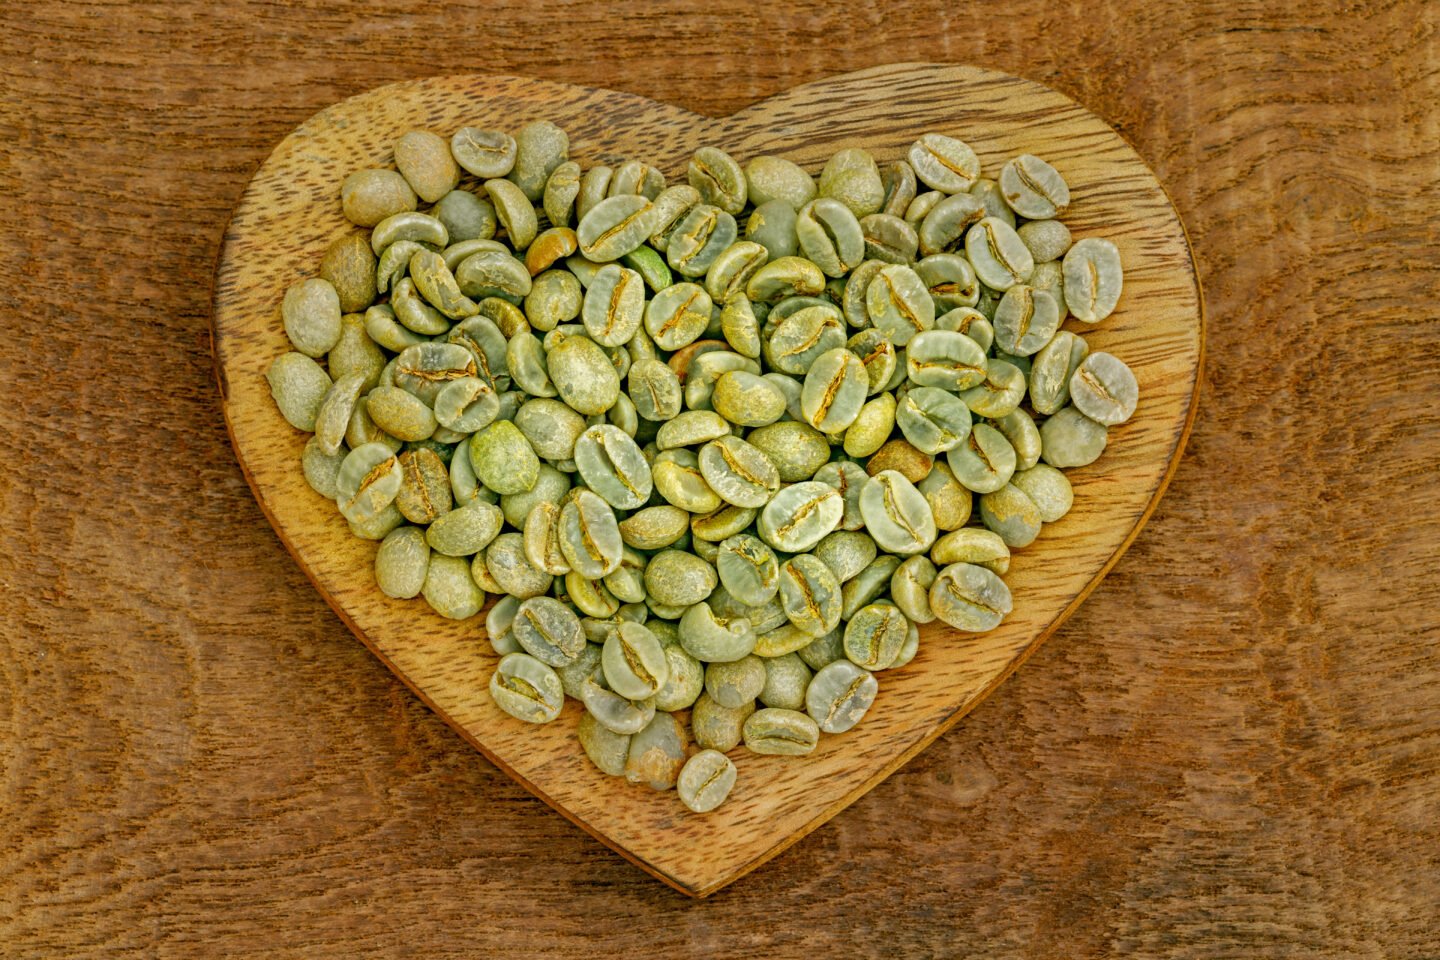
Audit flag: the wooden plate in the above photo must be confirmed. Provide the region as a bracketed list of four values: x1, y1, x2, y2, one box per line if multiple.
[212, 63, 1204, 897]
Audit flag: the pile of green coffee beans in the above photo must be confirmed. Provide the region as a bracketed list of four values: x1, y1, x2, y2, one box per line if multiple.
[266, 122, 1138, 815]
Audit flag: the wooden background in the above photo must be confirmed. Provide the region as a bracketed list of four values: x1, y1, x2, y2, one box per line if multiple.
[1, 0, 1436, 955]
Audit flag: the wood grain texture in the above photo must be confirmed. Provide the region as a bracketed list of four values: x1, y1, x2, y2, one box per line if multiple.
[212, 64, 1203, 897]
[2, 0, 1438, 954]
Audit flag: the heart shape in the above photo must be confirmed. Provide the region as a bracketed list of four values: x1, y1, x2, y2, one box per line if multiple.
[212, 62, 1203, 897]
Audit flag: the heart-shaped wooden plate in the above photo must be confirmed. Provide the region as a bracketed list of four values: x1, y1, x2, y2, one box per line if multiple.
[212, 63, 1203, 897]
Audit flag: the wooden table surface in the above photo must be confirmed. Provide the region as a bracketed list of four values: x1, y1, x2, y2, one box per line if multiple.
[2, 1, 1436, 956]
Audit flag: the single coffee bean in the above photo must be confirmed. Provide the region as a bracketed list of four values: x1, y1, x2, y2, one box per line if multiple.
[931, 527, 1011, 575]
[374, 526, 431, 600]
[705, 654, 766, 709]
[1029, 329, 1090, 415]
[1012, 464, 1075, 522]
[579, 711, 632, 776]
[930, 562, 1013, 632]
[514, 596, 585, 667]
[491, 652, 564, 723]
[778, 554, 842, 637]
[395, 129, 460, 203]
[866, 264, 935, 346]
[602, 621, 670, 699]
[625, 712, 689, 790]
[979, 482, 1044, 548]
[422, 553, 485, 620]
[896, 386, 974, 455]
[965, 216, 1034, 290]
[1063, 237, 1124, 322]
[758, 481, 844, 553]
[743, 708, 820, 755]
[860, 470, 938, 555]
[999, 154, 1070, 219]
[1069, 351, 1139, 425]
[677, 749, 737, 813]
[341, 168, 418, 227]
[451, 127, 516, 179]
[806, 659, 879, 734]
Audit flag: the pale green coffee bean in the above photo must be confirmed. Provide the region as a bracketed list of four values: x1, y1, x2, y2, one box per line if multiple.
[576, 194, 660, 263]
[393, 129, 459, 203]
[341, 168, 417, 227]
[685, 350, 761, 412]
[644, 282, 712, 351]
[916, 462, 970, 531]
[512, 596, 584, 668]
[1012, 464, 1074, 522]
[424, 500, 502, 558]
[797, 627, 846, 670]
[456, 250, 532, 302]
[311, 373, 364, 456]
[745, 199, 800, 261]
[999, 153, 1070, 219]
[859, 212, 919, 264]
[581, 672, 655, 736]
[946, 422, 1017, 494]
[468, 420, 538, 495]
[958, 358, 1027, 419]
[859, 470, 937, 555]
[627, 358, 683, 422]
[802, 660, 877, 735]
[579, 712, 631, 776]
[523, 269, 581, 331]
[677, 601, 756, 664]
[506, 120, 568, 201]
[481, 178, 537, 252]
[1029, 330, 1089, 415]
[906, 189, 943, 222]
[993, 285, 1062, 357]
[704, 241, 768, 304]
[691, 692, 754, 752]
[392, 342, 476, 405]
[625, 711, 689, 790]
[653, 449, 723, 514]
[422, 553, 485, 619]
[818, 148, 883, 218]
[646, 184, 701, 249]
[545, 332, 620, 416]
[705, 655, 765, 709]
[345, 399, 401, 454]
[579, 264, 645, 346]
[363, 303, 426, 352]
[654, 645, 705, 712]
[936, 307, 994, 353]
[918, 192, 987, 257]
[569, 572, 621, 618]
[890, 554, 937, 624]
[800, 347, 867, 433]
[609, 159, 666, 200]
[280, 278, 342, 357]
[505, 331, 555, 398]
[993, 408, 1043, 472]
[687, 146, 746, 215]
[980, 482, 1044, 548]
[448, 437, 483, 506]
[766, 304, 846, 375]
[643, 549, 717, 607]
[843, 603, 907, 670]
[371, 211, 447, 256]
[908, 133, 980, 194]
[393, 447, 451, 524]
[905, 330, 987, 393]
[574, 424, 652, 510]
[374, 526, 430, 600]
[746, 255, 825, 302]
[524, 501, 571, 575]
[847, 329, 898, 397]
[576, 166, 614, 224]
[601, 621, 669, 700]
[450, 126, 515, 179]
[715, 534, 780, 607]
[719, 295, 762, 359]
[778, 554, 842, 638]
[442, 239, 507, 276]
[744, 155, 816, 210]
[866, 264, 935, 347]
[618, 505, 689, 551]
[810, 530, 874, 583]
[841, 259, 883, 328]
[930, 562, 1013, 632]
[432, 376, 498, 434]
[335, 442, 402, 523]
[490, 652, 563, 724]
[755, 653, 809, 711]
[541, 159, 581, 227]
[690, 504, 758, 544]
[328, 316, 385, 394]
[815, 460, 868, 532]
[763, 373, 804, 422]
[796, 197, 865, 278]
[1063, 237, 1124, 322]
[743, 707, 820, 755]
[302, 435, 347, 500]
[896, 386, 973, 456]
[347, 501, 404, 541]
[966, 216, 1034, 290]
[914, 253, 979, 313]
[666, 203, 738, 278]
[969, 177, 1016, 227]
[319, 234, 378, 314]
[677, 750, 736, 813]
[603, 547, 648, 604]
[470, 553, 503, 594]
[1041, 405, 1109, 468]
[432, 189, 497, 245]
[485, 533, 553, 599]
[1070, 351, 1139, 425]
[558, 489, 623, 579]
[932, 528, 1010, 574]
[758, 482, 843, 554]
[512, 401, 580, 464]
[880, 159, 918, 218]
[1017, 219, 1072, 263]
[698, 435, 780, 509]
[842, 393, 896, 459]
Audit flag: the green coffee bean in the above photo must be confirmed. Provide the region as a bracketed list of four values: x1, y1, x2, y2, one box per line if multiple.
[999, 154, 1070, 219]
[1012, 464, 1074, 522]
[930, 562, 1013, 632]
[491, 652, 563, 724]
[806, 660, 879, 734]
[469, 420, 539, 495]
[698, 435, 780, 509]
[579, 712, 631, 776]
[573, 424, 652, 510]
[818, 148, 884, 218]
[866, 264, 934, 346]
[779, 554, 842, 637]
[859, 470, 937, 555]
[965, 216, 1034, 289]
[993, 285, 1062, 357]
[1069, 352, 1139, 425]
[654, 644, 705, 712]
[422, 553, 485, 620]
[513, 596, 585, 667]
[1063, 237, 1123, 322]
[957, 358, 1027, 419]
[625, 711, 689, 790]
[896, 386, 973, 455]
[558, 489, 623, 579]
[691, 691, 755, 752]
[801, 347, 868, 433]
[677, 749, 737, 813]
[601, 621, 670, 699]
[1040, 405, 1108, 468]
[374, 526, 431, 600]
[507, 121, 568, 202]
[743, 707, 820, 755]
[1029, 329, 1089, 415]
[993, 408, 1043, 472]
[342, 168, 417, 227]
[758, 481, 843, 553]
[451, 127, 516, 179]
[979, 482, 1043, 548]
